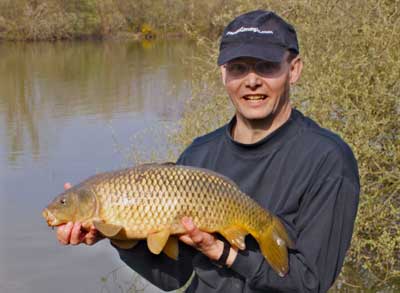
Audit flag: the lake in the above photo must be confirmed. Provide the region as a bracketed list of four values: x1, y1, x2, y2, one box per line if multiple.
[0, 39, 196, 293]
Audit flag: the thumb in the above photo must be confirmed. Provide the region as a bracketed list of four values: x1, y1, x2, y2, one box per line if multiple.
[64, 182, 72, 190]
[181, 217, 195, 231]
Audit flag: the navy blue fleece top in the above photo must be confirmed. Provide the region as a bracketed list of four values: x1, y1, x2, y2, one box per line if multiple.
[114, 109, 360, 292]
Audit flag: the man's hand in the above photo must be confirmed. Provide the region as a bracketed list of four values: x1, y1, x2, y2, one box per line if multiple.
[179, 217, 238, 267]
[57, 221, 100, 245]
[56, 182, 102, 246]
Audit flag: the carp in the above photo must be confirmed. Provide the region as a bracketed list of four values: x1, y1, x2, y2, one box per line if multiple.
[42, 163, 293, 276]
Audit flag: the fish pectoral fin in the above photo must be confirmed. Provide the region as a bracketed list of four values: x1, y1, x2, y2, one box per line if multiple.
[93, 220, 122, 237]
[111, 239, 139, 250]
[147, 229, 170, 255]
[162, 236, 179, 260]
[220, 226, 248, 250]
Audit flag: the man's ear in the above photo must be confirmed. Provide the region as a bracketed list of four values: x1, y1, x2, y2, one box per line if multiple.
[220, 66, 227, 86]
[289, 57, 303, 85]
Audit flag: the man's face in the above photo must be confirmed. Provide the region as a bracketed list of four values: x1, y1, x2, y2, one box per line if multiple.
[221, 54, 300, 123]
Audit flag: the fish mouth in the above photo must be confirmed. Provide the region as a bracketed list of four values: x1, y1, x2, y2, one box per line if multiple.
[243, 94, 267, 101]
[42, 208, 61, 226]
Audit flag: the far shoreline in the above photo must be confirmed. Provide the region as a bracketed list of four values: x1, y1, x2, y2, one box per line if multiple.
[0, 30, 187, 43]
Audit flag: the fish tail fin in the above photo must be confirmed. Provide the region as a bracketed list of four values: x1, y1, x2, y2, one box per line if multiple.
[258, 216, 293, 277]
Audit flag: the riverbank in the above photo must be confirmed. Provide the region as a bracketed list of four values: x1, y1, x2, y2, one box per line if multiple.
[0, 0, 222, 41]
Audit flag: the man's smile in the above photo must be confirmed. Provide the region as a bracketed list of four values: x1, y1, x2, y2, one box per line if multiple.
[242, 94, 267, 101]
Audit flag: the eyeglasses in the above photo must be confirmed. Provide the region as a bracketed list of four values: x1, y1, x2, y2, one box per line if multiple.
[224, 60, 282, 78]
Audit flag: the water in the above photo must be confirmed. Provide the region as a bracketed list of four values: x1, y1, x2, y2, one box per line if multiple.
[0, 39, 195, 293]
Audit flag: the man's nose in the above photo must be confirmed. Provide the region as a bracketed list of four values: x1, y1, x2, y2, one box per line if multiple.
[244, 72, 262, 89]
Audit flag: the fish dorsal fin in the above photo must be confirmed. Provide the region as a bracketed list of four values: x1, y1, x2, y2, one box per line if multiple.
[162, 236, 179, 260]
[93, 220, 122, 237]
[133, 163, 175, 180]
[111, 239, 139, 250]
[220, 226, 248, 250]
[135, 162, 174, 170]
[147, 229, 170, 255]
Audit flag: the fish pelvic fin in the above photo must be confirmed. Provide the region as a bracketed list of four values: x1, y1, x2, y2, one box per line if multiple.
[220, 226, 248, 250]
[258, 216, 293, 277]
[93, 221, 122, 237]
[162, 236, 179, 260]
[147, 229, 170, 255]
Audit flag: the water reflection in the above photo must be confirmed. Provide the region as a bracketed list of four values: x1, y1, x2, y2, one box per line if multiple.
[0, 40, 193, 167]
[0, 39, 195, 293]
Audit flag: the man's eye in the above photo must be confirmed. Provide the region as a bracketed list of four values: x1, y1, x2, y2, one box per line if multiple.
[226, 63, 248, 75]
[256, 62, 281, 75]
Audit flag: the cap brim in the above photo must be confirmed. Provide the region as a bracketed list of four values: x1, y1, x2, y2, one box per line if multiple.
[217, 43, 286, 65]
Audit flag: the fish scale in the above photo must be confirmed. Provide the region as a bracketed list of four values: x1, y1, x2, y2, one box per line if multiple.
[43, 163, 294, 277]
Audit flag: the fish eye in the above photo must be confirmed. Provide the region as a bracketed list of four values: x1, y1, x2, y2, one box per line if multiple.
[60, 198, 67, 205]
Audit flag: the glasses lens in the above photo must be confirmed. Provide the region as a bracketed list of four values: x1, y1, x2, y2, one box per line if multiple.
[255, 61, 281, 76]
[226, 63, 248, 77]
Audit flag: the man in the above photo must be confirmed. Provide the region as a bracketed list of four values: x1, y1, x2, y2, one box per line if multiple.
[57, 10, 359, 292]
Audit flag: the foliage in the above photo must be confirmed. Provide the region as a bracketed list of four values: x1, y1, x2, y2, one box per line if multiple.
[0, 0, 74, 40]
[175, 0, 400, 290]
[0, 0, 229, 40]
[293, 2, 400, 289]
[0, 0, 126, 40]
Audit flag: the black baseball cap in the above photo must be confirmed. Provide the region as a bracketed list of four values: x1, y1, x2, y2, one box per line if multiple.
[217, 10, 299, 65]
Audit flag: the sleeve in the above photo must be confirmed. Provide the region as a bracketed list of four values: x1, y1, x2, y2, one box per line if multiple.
[113, 241, 195, 291]
[229, 175, 359, 292]
[111, 151, 196, 291]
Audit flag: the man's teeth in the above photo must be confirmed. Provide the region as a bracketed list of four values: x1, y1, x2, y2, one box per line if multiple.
[244, 95, 266, 100]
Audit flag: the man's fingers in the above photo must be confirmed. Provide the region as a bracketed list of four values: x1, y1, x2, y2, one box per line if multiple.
[191, 232, 205, 245]
[56, 223, 101, 246]
[179, 217, 223, 261]
[181, 217, 209, 245]
[84, 227, 101, 245]
[179, 234, 195, 246]
[57, 222, 73, 245]
[64, 182, 72, 190]
[70, 222, 82, 245]
[85, 234, 97, 245]
[181, 217, 195, 232]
